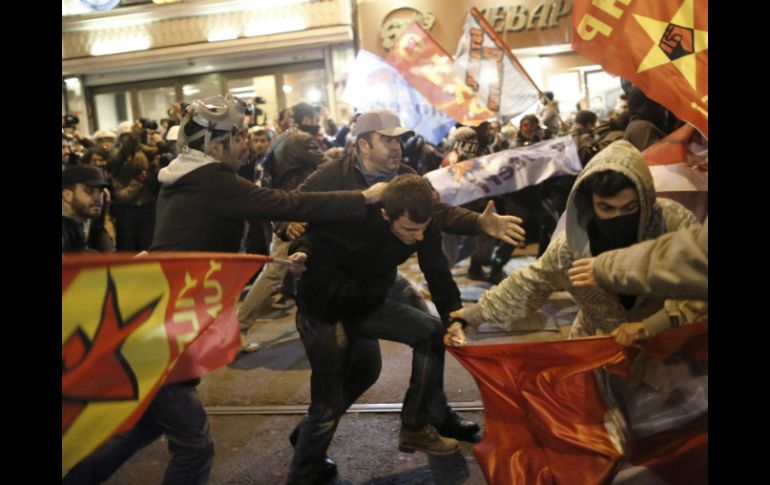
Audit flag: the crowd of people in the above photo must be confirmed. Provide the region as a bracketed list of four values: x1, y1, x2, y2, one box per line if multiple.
[62, 79, 707, 484]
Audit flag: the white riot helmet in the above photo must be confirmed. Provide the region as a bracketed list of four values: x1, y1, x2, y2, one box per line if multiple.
[177, 95, 247, 153]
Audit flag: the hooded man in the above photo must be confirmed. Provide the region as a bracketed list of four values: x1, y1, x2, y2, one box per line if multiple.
[450, 141, 708, 464]
[451, 140, 705, 343]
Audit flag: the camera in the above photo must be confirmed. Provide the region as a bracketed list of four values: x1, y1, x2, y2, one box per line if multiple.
[245, 96, 268, 127]
[138, 118, 158, 131]
[63, 114, 80, 128]
[246, 105, 264, 117]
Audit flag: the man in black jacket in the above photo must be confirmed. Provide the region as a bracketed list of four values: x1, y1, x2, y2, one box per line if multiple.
[285, 110, 526, 484]
[62, 164, 113, 253]
[288, 175, 471, 485]
[63, 95, 386, 485]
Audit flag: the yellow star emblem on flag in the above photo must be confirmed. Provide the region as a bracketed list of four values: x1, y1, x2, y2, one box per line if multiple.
[634, 0, 708, 91]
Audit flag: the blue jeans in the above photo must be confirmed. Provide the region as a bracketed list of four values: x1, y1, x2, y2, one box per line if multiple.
[63, 382, 214, 485]
[287, 298, 450, 484]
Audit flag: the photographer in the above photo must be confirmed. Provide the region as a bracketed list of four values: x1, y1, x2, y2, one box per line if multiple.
[245, 96, 268, 128]
[62, 113, 95, 151]
[109, 118, 162, 251]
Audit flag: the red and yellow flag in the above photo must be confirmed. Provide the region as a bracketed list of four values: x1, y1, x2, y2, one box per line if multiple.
[62, 253, 268, 475]
[386, 22, 495, 126]
[448, 322, 708, 484]
[572, 0, 708, 138]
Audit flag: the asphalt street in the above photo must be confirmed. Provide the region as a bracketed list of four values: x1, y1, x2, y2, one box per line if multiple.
[103, 247, 577, 484]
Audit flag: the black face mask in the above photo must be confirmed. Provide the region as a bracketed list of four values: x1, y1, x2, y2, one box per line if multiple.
[588, 210, 640, 255]
[299, 124, 320, 136]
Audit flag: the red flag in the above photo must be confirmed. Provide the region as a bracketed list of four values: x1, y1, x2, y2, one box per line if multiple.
[448, 322, 708, 484]
[62, 252, 268, 474]
[642, 124, 708, 221]
[385, 22, 495, 126]
[571, 0, 708, 138]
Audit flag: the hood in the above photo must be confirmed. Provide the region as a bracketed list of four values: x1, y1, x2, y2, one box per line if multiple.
[157, 148, 219, 184]
[564, 140, 656, 257]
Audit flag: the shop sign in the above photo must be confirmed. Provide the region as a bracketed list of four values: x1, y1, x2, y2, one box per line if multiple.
[380, 7, 436, 51]
[480, 0, 572, 33]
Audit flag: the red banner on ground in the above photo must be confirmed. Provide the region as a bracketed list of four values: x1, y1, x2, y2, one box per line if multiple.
[62, 253, 268, 474]
[448, 322, 708, 484]
[571, 0, 708, 138]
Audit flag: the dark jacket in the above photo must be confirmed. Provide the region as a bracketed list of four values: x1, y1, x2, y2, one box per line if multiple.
[623, 118, 665, 152]
[287, 153, 482, 324]
[268, 126, 327, 190]
[150, 158, 367, 252]
[62, 215, 113, 253]
[292, 206, 462, 325]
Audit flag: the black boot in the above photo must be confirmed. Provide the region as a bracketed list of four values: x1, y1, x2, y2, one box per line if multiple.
[289, 425, 338, 480]
[436, 412, 481, 443]
[467, 262, 487, 281]
[487, 265, 506, 285]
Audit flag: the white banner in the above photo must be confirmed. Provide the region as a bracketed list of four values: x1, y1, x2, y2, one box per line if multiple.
[650, 164, 708, 192]
[341, 49, 456, 145]
[453, 9, 540, 119]
[424, 136, 582, 206]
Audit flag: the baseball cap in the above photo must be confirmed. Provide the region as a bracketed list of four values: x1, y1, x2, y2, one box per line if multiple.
[62, 164, 109, 188]
[354, 109, 414, 138]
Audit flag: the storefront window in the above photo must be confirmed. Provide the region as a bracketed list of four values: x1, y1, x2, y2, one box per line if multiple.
[63, 77, 91, 135]
[546, 71, 582, 121]
[137, 86, 176, 125]
[282, 68, 327, 111]
[227, 75, 278, 127]
[94, 92, 134, 131]
[182, 76, 221, 103]
[585, 71, 622, 120]
[331, 45, 356, 123]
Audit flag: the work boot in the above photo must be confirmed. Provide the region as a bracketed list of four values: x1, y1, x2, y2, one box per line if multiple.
[398, 424, 460, 455]
[289, 425, 338, 479]
[437, 412, 481, 443]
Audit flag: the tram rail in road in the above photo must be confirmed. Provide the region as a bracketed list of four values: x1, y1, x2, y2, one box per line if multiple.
[206, 401, 484, 415]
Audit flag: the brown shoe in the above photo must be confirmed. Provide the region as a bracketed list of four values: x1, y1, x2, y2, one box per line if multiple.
[398, 424, 460, 455]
